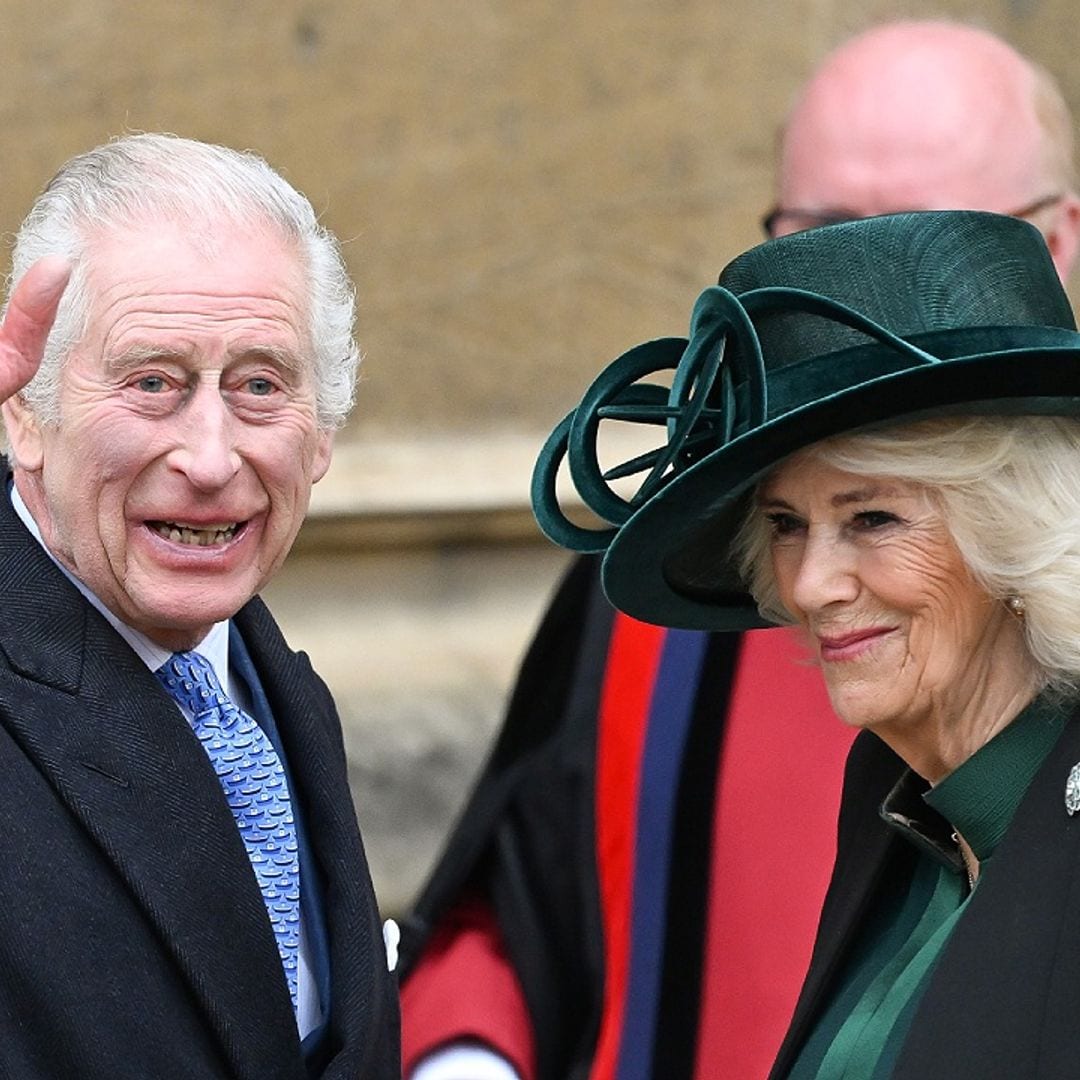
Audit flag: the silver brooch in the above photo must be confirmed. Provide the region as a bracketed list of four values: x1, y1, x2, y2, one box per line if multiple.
[1067, 763, 1080, 816]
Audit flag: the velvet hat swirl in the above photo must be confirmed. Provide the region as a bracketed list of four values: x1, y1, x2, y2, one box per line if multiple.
[531, 211, 1080, 630]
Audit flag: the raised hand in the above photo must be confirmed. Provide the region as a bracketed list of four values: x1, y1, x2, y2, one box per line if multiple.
[0, 257, 71, 405]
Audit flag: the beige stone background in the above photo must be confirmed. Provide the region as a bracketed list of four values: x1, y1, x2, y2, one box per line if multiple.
[3, 0, 1078, 913]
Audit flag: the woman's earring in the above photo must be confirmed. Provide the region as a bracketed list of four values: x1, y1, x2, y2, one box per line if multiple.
[1006, 595, 1027, 619]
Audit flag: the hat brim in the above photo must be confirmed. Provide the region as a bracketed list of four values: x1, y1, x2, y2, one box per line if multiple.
[601, 345, 1080, 630]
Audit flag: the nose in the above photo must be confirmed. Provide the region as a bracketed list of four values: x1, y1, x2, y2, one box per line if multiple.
[166, 385, 242, 491]
[789, 526, 859, 616]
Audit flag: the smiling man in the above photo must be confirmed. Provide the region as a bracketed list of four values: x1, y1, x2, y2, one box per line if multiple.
[0, 134, 398, 1079]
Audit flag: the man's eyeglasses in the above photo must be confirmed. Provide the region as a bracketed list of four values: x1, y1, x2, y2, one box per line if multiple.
[760, 193, 1065, 239]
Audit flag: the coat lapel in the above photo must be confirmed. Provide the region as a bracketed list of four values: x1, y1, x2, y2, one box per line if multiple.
[771, 712, 1080, 1079]
[0, 496, 305, 1079]
[768, 731, 906, 1078]
[891, 711, 1080, 1077]
[234, 599, 400, 1077]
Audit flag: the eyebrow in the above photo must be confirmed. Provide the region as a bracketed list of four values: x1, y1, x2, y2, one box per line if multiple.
[105, 344, 189, 376]
[831, 484, 902, 506]
[758, 483, 904, 510]
[106, 342, 304, 376]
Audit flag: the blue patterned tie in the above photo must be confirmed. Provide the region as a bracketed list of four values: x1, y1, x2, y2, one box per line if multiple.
[156, 651, 300, 1011]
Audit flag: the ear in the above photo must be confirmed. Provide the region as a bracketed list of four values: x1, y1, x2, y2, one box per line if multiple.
[2, 394, 44, 472]
[1042, 193, 1080, 283]
[311, 428, 334, 484]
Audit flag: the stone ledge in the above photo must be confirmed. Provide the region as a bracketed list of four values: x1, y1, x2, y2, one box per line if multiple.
[295, 505, 545, 550]
[300, 430, 651, 549]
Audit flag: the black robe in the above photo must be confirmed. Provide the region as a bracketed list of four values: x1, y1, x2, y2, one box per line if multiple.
[398, 556, 751, 1079]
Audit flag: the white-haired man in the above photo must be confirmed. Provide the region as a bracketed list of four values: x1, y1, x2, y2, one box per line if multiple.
[0, 134, 398, 1079]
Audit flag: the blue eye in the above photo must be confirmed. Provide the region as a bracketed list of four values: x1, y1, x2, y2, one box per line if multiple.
[247, 378, 275, 396]
[136, 375, 168, 393]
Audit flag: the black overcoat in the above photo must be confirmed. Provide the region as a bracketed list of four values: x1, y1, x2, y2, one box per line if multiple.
[0, 477, 400, 1078]
[772, 719, 1080, 1078]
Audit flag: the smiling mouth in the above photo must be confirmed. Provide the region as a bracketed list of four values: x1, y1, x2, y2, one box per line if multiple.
[819, 628, 890, 648]
[816, 626, 895, 660]
[148, 520, 241, 547]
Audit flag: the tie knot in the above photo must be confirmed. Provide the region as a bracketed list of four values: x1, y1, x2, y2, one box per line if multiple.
[156, 651, 229, 715]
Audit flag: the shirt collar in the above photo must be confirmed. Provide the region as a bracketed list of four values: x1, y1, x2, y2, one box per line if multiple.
[881, 691, 1073, 869]
[10, 481, 231, 690]
[925, 691, 1072, 862]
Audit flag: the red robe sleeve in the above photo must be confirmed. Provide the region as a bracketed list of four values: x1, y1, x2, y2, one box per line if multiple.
[401, 894, 537, 1080]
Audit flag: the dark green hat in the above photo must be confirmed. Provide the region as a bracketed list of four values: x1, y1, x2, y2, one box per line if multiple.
[532, 211, 1080, 630]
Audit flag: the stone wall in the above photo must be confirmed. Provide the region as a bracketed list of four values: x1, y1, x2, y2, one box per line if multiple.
[2, 0, 1078, 912]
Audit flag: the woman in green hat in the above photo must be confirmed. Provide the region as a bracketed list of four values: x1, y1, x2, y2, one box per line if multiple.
[534, 210, 1080, 1078]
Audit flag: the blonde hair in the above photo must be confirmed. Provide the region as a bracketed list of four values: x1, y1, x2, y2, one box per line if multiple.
[736, 415, 1080, 688]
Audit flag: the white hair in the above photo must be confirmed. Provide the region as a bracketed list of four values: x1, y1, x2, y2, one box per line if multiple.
[735, 415, 1080, 689]
[6, 132, 359, 429]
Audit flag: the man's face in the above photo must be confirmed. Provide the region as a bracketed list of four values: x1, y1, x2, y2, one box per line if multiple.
[5, 219, 334, 651]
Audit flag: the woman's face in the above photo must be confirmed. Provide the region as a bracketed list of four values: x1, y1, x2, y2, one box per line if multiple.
[758, 452, 1030, 745]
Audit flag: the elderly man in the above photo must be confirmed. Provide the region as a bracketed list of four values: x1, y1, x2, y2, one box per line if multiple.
[0, 134, 398, 1079]
[398, 20, 1080, 1080]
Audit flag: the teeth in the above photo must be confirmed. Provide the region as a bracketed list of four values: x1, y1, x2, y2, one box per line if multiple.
[151, 521, 238, 546]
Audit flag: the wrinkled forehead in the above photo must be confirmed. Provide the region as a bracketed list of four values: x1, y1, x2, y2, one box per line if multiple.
[79, 215, 310, 310]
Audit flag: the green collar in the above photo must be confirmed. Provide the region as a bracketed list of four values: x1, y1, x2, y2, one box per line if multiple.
[880, 692, 1072, 871]
[926, 692, 1072, 862]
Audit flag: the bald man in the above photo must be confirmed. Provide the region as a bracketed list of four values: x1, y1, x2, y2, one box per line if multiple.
[770, 21, 1080, 275]
[398, 20, 1080, 1080]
